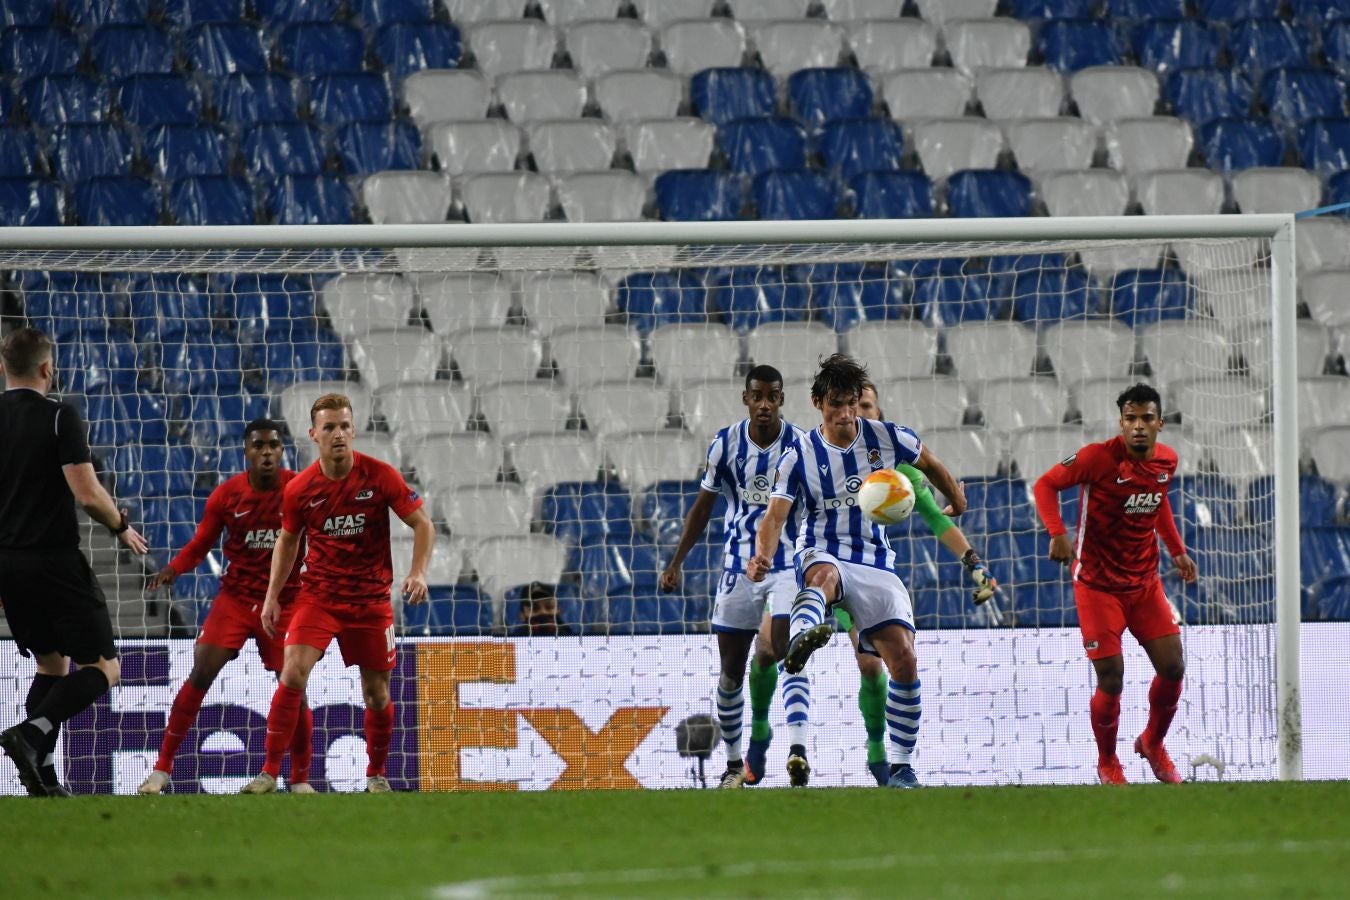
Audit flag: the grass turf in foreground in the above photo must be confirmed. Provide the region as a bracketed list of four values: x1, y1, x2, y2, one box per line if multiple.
[1, 781, 1348, 899]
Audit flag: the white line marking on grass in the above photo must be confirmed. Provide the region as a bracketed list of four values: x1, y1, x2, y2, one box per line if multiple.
[431, 838, 1350, 898]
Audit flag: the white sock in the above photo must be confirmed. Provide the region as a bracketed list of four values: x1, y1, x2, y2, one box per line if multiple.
[886, 679, 921, 765]
[789, 588, 827, 641]
[716, 677, 744, 763]
[782, 669, 811, 747]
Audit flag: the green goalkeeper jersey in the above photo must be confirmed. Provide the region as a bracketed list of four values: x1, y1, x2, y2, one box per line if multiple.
[897, 463, 954, 540]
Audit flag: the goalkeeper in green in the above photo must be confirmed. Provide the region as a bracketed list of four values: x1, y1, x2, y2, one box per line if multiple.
[844, 381, 1000, 784]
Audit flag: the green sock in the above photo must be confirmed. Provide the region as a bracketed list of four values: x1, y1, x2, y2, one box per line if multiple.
[748, 657, 778, 742]
[858, 670, 888, 765]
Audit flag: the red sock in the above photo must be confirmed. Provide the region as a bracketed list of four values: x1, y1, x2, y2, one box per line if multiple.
[155, 682, 207, 774]
[1090, 688, 1121, 762]
[1145, 676, 1183, 746]
[289, 703, 314, 785]
[263, 684, 304, 779]
[364, 704, 394, 778]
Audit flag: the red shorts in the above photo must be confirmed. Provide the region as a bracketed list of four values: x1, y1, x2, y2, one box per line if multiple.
[197, 589, 294, 672]
[284, 594, 396, 672]
[1073, 579, 1181, 660]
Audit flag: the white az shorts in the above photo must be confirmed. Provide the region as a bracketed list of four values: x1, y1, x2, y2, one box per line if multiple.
[711, 568, 796, 634]
[794, 547, 914, 655]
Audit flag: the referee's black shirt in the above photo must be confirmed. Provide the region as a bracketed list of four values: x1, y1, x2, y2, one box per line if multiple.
[0, 388, 92, 550]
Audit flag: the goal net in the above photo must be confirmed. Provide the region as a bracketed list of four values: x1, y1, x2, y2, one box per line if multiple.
[0, 217, 1300, 793]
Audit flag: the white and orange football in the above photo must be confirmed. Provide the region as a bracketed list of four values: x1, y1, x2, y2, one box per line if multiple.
[857, 468, 916, 526]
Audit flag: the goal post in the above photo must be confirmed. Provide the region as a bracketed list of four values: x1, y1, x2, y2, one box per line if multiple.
[0, 214, 1302, 790]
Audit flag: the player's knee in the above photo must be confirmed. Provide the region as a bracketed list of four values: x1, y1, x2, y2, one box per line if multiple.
[718, 672, 743, 693]
[1159, 659, 1185, 682]
[856, 653, 884, 679]
[279, 667, 308, 692]
[363, 680, 391, 709]
[803, 565, 837, 594]
[752, 648, 776, 671]
[1094, 662, 1124, 695]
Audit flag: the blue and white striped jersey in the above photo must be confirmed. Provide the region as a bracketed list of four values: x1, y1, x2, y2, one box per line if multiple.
[771, 417, 923, 571]
[700, 419, 805, 574]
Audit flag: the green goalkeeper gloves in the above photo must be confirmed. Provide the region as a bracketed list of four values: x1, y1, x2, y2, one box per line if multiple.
[962, 549, 998, 606]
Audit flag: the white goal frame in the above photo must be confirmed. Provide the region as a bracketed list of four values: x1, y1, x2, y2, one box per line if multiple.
[0, 214, 1302, 781]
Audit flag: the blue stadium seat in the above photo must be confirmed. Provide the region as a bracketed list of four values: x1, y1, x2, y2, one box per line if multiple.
[1011, 268, 1094, 323]
[1198, 117, 1285, 173]
[160, 333, 242, 394]
[415, 586, 491, 637]
[1300, 527, 1350, 582]
[186, 393, 274, 447]
[49, 124, 137, 182]
[961, 478, 1037, 535]
[84, 390, 138, 447]
[654, 169, 745, 221]
[64, 0, 151, 28]
[256, 327, 346, 386]
[113, 75, 202, 127]
[114, 444, 197, 499]
[1168, 473, 1241, 532]
[1327, 169, 1350, 210]
[161, 0, 248, 27]
[75, 329, 140, 393]
[1327, 18, 1350, 80]
[222, 273, 318, 339]
[168, 175, 256, 225]
[72, 176, 160, 226]
[752, 169, 838, 220]
[214, 74, 302, 126]
[277, 23, 365, 76]
[1299, 118, 1350, 179]
[945, 170, 1033, 218]
[0, 128, 45, 178]
[2, 26, 82, 76]
[1, 0, 54, 28]
[1163, 68, 1254, 128]
[143, 124, 233, 179]
[263, 174, 356, 224]
[1290, 0, 1350, 25]
[1038, 19, 1122, 73]
[690, 68, 776, 127]
[1133, 19, 1224, 75]
[1109, 268, 1191, 326]
[90, 26, 178, 77]
[1260, 67, 1347, 132]
[242, 123, 329, 176]
[255, 0, 344, 24]
[1244, 473, 1339, 528]
[677, 538, 723, 603]
[817, 118, 903, 181]
[786, 68, 873, 130]
[0, 83, 12, 121]
[797, 261, 908, 330]
[1229, 18, 1310, 77]
[717, 117, 808, 175]
[374, 22, 461, 78]
[22, 75, 111, 126]
[540, 481, 634, 545]
[913, 271, 997, 327]
[616, 270, 709, 335]
[128, 273, 214, 341]
[358, 0, 436, 27]
[1194, 0, 1274, 20]
[334, 121, 421, 174]
[1316, 574, 1350, 621]
[577, 539, 659, 602]
[985, 532, 1076, 627]
[707, 266, 811, 332]
[640, 479, 727, 549]
[185, 23, 270, 76]
[849, 171, 933, 219]
[308, 74, 395, 125]
[1010, 0, 1095, 16]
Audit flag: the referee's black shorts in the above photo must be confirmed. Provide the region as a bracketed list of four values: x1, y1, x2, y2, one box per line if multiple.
[0, 548, 117, 664]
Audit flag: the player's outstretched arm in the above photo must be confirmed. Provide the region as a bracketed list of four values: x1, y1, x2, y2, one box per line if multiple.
[747, 496, 790, 583]
[149, 489, 227, 592]
[912, 445, 966, 516]
[659, 490, 718, 592]
[400, 506, 435, 606]
[63, 462, 148, 555]
[261, 528, 301, 637]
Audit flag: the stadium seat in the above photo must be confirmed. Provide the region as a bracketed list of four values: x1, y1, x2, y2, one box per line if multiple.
[497, 70, 586, 125]
[48, 124, 137, 183]
[1296, 217, 1350, 275]
[540, 480, 633, 545]
[678, 379, 747, 443]
[510, 433, 604, 498]
[690, 69, 776, 128]
[1197, 117, 1286, 174]
[1328, 18, 1350, 80]
[799, 261, 907, 330]
[617, 271, 709, 336]
[362, 171, 450, 225]
[381, 381, 472, 442]
[563, 20, 651, 81]
[881, 69, 972, 125]
[264, 174, 355, 224]
[848, 322, 937, 381]
[1009, 268, 1096, 322]
[1164, 67, 1255, 129]
[114, 75, 202, 128]
[465, 20, 558, 79]
[1297, 376, 1350, 432]
[976, 378, 1068, 431]
[654, 169, 745, 222]
[1232, 166, 1321, 214]
[158, 332, 241, 393]
[707, 266, 809, 332]
[912, 270, 998, 327]
[1327, 172, 1350, 215]
[750, 20, 847, 80]
[752, 170, 838, 220]
[410, 273, 511, 337]
[849, 171, 934, 219]
[1010, 0, 1095, 15]
[525, 120, 616, 174]
[242, 124, 328, 177]
[309, 75, 394, 126]
[725, 0, 812, 20]
[0, 130, 46, 179]
[160, 0, 246, 26]
[3, 26, 82, 76]
[1006, 424, 1087, 481]
[65, 0, 151, 27]
[0, 0, 54, 27]
[1134, 169, 1226, 215]
[786, 68, 873, 130]
[142, 125, 232, 179]
[357, 0, 435, 27]
[447, 327, 544, 387]
[350, 328, 442, 390]
[847, 19, 936, 74]
[184, 392, 271, 448]
[439, 485, 532, 541]
[1316, 575, 1350, 622]
[1297, 118, 1350, 179]
[72, 176, 160, 226]
[254, 0, 342, 23]
[1038, 19, 1122, 73]
[1172, 380, 1266, 434]
[606, 431, 704, 494]
[336, 121, 421, 175]
[1260, 67, 1347, 132]
[442, 0, 527, 23]
[402, 71, 491, 128]
[23, 75, 112, 127]
[945, 170, 1033, 218]
[519, 272, 611, 335]
[321, 273, 416, 338]
[406, 586, 487, 636]
[820, 0, 904, 18]
[1069, 66, 1159, 125]
[168, 175, 255, 225]
[578, 381, 673, 438]
[1105, 117, 1193, 175]
[425, 121, 520, 177]
[1133, 19, 1224, 76]
[960, 477, 1037, 535]
[1006, 119, 1099, 177]
[1138, 320, 1229, 388]
[593, 70, 683, 123]
[658, 19, 747, 76]
[472, 535, 569, 609]
[912, 120, 1004, 181]
[276, 23, 364, 75]
[975, 67, 1064, 122]
[459, 172, 551, 224]
[1229, 18, 1310, 78]
[923, 426, 1004, 479]
[1109, 269, 1193, 327]
[632, 0, 714, 26]
[213, 74, 302, 126]
[745, 322, 837, 372]
[946, 322, 1039, 383]
[650, 323, 740, 387]
[114, 444, 196, 499]
[374, 22, 461, 78]
[550, 325, 641, 388]
[556, 171, 647, 223]
[943, 19, 1031, 77]
[1043, 323, 1135, 389]
[1307, 425, 1350, 482]
[260, 330, 347, 391]
[405, 431, 499, 493]
[91, 25, 178, 77]
[1039, 171, 1129, 218]
[875, 378, 968, 431]
[817, 118, 903, 182]
[1302, 271, 1350, 329]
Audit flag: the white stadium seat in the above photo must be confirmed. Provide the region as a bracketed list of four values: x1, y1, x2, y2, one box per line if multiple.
[564, 20, 652, 80]
[526, 120, 616, 174]
[848, 19, 937, 73]
[465, 21, 558, 79]
[875, 378, 968, 431]
[632, 0, 716, 29]
[556, 171, 647, 222]
[923, 426, 1003, 479]
[594, 69, 685, 123]
[942, 19, 1031, 77]
[550, 325, 641, 388]
[351, 329, 443, 391]
[1007, 119, 1099, 178]
[509, 432, 603, 495]
[750, 20, 846, 79]
[847, 320, 938, 381]
[1105, 117, 1193, 175]
[440, 484, 532, 541]
[1070, 66, 1158, 125]
[681, 378, 749, 442]
[651, 323, 741, 387]
[976, 67, 1064, 123]
[409, 432, 502, 492]
[362, 171, 452, 225]
[520, 272, 612, 334]
[477, 381, 570, 440]
[1297, 376, 1350, 431]
[1044, 321, 1137, 385]
[471, 535, 568, 608]
[1302, 270, 1350, 329]
[605, 430, 705, 492]
[1072, 377, 1139, 433]
[403, 71, 492, 128]
[882, 69, 973, 124]
[1234, 319, 1330, 382]
[1077, 244, 1165, 277]
[779, 377, 816, 430]
[1207, 426, 1271, 480]
[745, 322, 838, 373]
[459, 172, 552, 224]
[1232, 167, 1322, 215]
[946, 322, 1039, 382]
[1171, 379, 1266, 434]
[300, 430, 397, 469]
[1307, 425, 1350, 482]
[412, 272, 514, 336]
[577, 380, 674, 437]
[1040, 170, 1130, 217]
[390, 535, 462, 586]
[1009, 424, 1089, 481]
[381, 381, 474, 438]
[537, 0, 622, 25]
[426, 120, 522, 178]
[1296, 217, 1350, 276]
[823, 0, 905, 21]
[623, 118, 717, 178]
[726, 0, 813, 21]
[976, 378, 1069, 431]
[658, 19, 748, 76]
[913, 119, 1005, 180]
[1138, 321, 1230, 387]
[1134, 169, 1225, 215]
[916, 0, 997, 25]
[279, 380, 371, 436]
[320, 273, 415, 338]
[497, 70, 587, 125]
[440, 0, 527, 24]
[448, 327, 544, 387]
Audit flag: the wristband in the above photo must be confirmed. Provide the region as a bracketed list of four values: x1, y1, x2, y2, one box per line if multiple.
[110, 511, 129, 536]
[961, 548, 981, 570]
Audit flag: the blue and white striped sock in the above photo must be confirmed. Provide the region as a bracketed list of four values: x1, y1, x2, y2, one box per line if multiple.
[716, 678, 744, 763]
[886, 679, 921, 765]
[782, 668, 811, 747]
[789, 587, 827, 641]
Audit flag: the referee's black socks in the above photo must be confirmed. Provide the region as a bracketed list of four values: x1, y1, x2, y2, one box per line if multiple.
[25, 673, 62, 784]
[18, 667, 110, 748]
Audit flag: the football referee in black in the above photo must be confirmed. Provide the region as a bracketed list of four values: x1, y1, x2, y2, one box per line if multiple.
[0, 327, 148, 796]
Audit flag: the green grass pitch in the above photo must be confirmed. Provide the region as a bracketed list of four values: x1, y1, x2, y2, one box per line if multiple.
[2, 781, 1348, 898]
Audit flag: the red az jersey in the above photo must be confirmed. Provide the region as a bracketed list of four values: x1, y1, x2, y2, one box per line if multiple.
[169, 470, 302, 603]
[281, 451, 423, 607]
[1033, 436, 1187, 594]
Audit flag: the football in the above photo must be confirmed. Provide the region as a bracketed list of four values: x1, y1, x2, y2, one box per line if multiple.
[857, 468, 916, 526]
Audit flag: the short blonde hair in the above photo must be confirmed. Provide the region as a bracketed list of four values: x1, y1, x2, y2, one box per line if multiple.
[310, 392, 353, 425]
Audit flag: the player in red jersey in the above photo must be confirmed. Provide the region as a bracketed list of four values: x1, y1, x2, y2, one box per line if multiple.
[241, 393, 434, 794]
[1033, 383, 1198, 786]
[138, 419, 312, 795]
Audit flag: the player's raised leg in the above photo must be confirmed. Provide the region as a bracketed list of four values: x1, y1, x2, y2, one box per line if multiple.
[784, 563, 837, 675]
[140, 643, 234, 794]
[1135, 630, 1185, 784]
